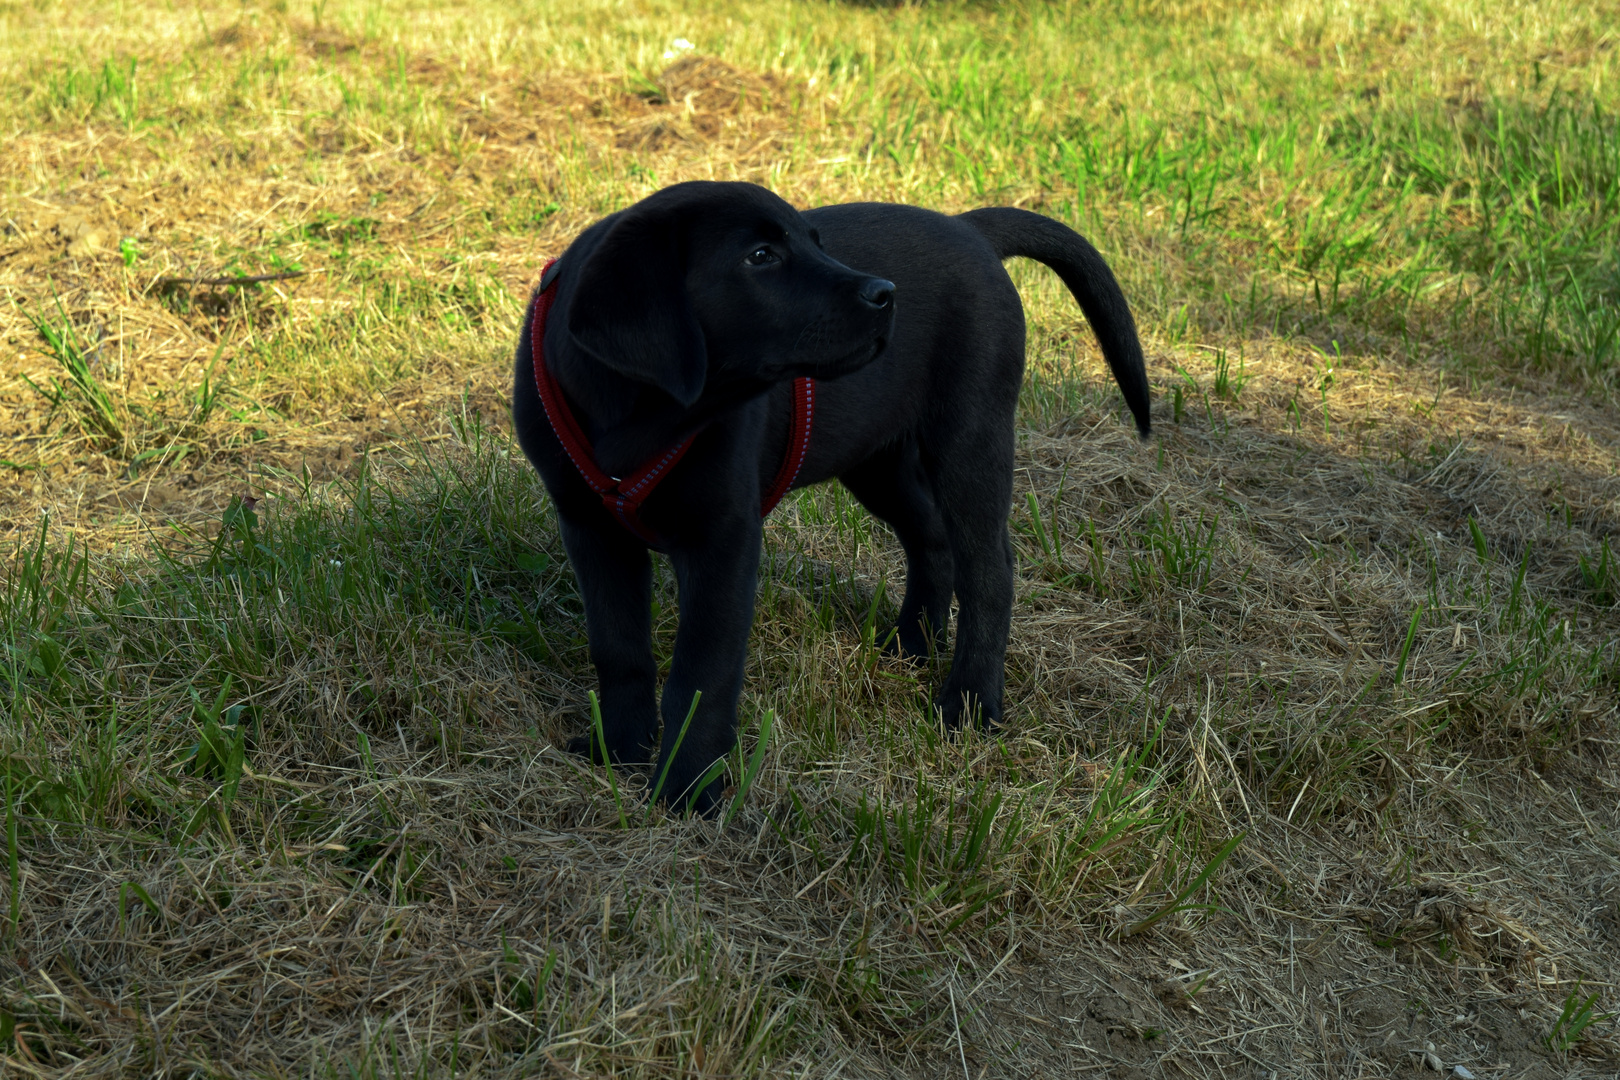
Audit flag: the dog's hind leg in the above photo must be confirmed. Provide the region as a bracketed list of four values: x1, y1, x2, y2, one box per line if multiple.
[560, 519, 660, 765]
[928, 377, 1020, 731]
[933, 464, 1015, 729]
[839, 439, 954, 660]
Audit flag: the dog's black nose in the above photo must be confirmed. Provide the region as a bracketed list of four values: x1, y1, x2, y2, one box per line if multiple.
[859, 278, 895, 310]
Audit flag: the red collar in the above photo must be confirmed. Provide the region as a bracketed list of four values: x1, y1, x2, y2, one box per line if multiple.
[529, 259, 814, 547]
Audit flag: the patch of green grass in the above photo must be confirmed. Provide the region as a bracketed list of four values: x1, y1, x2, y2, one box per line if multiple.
[9, 0, 1618, 394]
[1128, 504, 1221, 596]
[1547, 982, 1616, 1052]
[1, 422, 573, 837]
[24, 301, 123, 450]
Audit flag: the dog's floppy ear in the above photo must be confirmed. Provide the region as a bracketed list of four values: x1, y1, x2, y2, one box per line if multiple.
[566, 207, 706, 407]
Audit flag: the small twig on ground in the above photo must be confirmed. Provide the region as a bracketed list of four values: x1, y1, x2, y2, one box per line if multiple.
[156, 271, 312, 288]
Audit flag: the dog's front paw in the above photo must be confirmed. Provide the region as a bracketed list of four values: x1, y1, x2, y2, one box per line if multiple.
[660, 773, 726, 819]
[565, 731, 608, 764]
[881, 611, 952, 665]
[660, 778, 725, 819]
[565, 730, 652, 767]
[878, 623, 929, 665]
[648, 755, 730, 819]
[937, 687, 1001, 732]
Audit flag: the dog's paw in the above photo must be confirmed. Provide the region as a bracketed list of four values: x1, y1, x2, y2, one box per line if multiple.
[936, 689, 1001, 733]
[659, 775, 725, 819]
[878, 627, 923, 665]
[647, 758, 729, 819]
[684, 781, 725, 819]
[879, 619, 941, 665]
[565, 732, 610, 764]
[565, 731, 653, 767]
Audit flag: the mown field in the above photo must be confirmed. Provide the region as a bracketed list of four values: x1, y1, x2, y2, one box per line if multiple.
[2, 0, 1619, 1076]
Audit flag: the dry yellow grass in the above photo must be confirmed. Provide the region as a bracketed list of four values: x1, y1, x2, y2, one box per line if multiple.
[2, 0, 1618, 1076]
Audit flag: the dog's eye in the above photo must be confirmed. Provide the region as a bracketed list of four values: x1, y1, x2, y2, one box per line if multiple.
[745, 246, 777, 266]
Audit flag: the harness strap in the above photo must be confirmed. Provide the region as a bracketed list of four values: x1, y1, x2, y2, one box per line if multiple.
[529, 259, 813, 546]
[761, 375, 813, 516]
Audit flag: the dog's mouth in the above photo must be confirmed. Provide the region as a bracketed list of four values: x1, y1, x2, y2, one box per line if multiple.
[783, 310, 891, 375]
[763, 335, 885, 385]
[817, 335, 887, 377]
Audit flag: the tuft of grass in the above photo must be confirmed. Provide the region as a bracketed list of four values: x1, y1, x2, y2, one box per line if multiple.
[1578, 536, 1616, 606]
[1128, 505, 1221, 596]
[24, 301, 123, 450]
[1121, 829, 1245, 938]
[1547, 982, 1615, 1053]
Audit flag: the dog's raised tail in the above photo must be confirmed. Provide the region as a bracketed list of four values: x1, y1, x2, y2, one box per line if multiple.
[960, 207, 1151, 438]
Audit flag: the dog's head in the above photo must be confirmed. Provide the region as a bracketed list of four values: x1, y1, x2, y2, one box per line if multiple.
[565, 181, 893, 408]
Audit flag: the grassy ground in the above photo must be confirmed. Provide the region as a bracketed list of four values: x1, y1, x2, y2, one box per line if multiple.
[3, 0, 1619, 1075]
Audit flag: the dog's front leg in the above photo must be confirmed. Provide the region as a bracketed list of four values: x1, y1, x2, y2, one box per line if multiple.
[559, 517, 659, 765]
[657, 520, 763, 816]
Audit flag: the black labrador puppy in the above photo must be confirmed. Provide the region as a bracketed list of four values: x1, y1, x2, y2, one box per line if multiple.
[512, 181, 1148, 813]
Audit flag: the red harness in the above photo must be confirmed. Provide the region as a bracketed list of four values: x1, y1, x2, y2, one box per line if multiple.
[529, 260, 814, 547]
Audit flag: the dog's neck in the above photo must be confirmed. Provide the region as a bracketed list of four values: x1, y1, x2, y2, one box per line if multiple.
[547, 339, 769, 478]
[542, 349, 668, 476]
